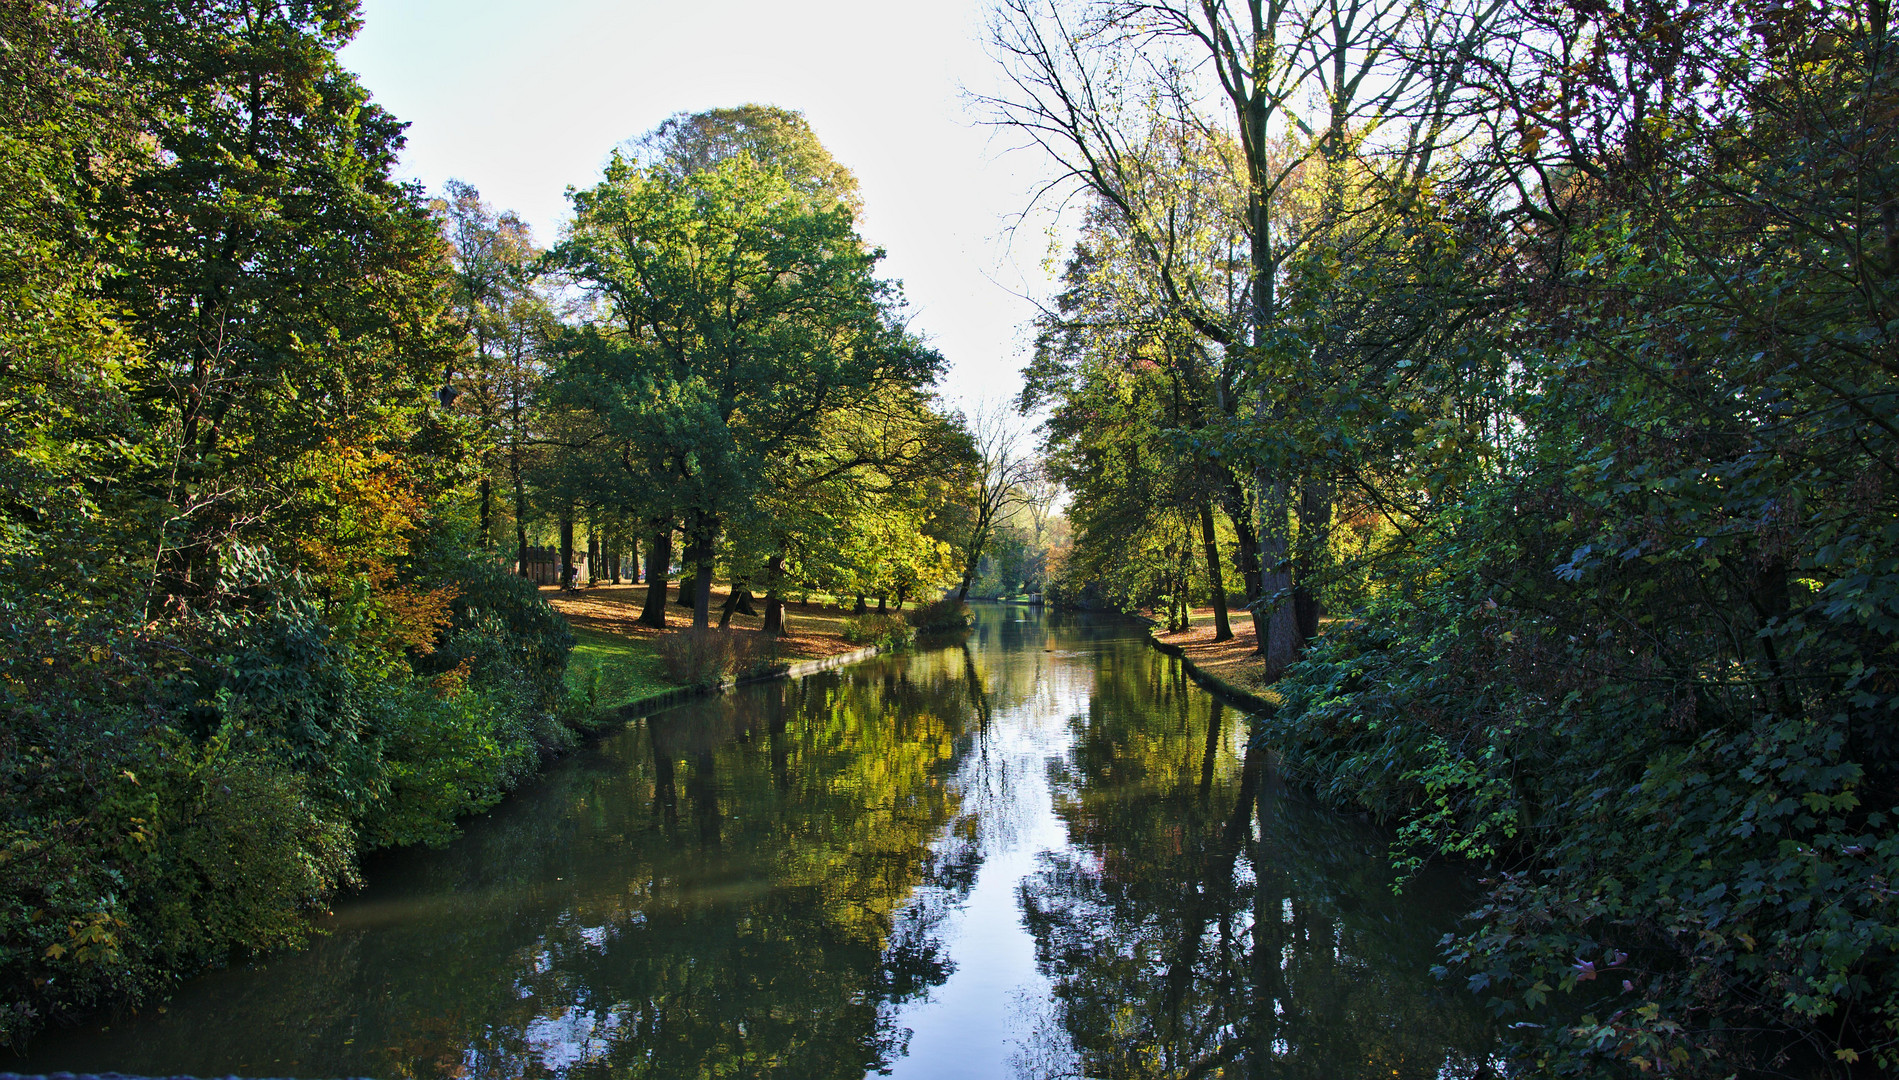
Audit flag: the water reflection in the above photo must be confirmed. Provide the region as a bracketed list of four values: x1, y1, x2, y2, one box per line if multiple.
[1009, 645, 1496, 1079]
[15, 609, 1494, 1079]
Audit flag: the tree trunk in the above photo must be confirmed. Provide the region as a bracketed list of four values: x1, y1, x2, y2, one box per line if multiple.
[478, 475, 492, 547]
[1293, 480, 1329, 643]
[1221, 474, 1261, 607]
[853, 595, 868, 614]
[511, 443, 530, 579]
[587, 522, 600, 586]
[1174, 541, 1194, 633]
[1200, 501, 1233, 641]
[1255, 473, 1300, 674]
[639, 524, 671, 629]
[559, 512, 576, 593]
[685, 511, 718, 630]
[957, 513, 994, 604]
[877, 595, 887, 614]
[762, 553, 787, 635]
[718, 582, 741, 629]
[693, 559, 714, 630]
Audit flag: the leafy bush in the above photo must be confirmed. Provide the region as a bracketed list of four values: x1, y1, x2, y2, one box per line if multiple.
[0, 536, 581, 1048]
[354, 685, 533, 850]
[1267, 462, 1899, 1075]
[133, 722, 359, 971]
[842, 613, 915, 649]
[905, 598, 971, 632]
[411, 540, 574, 723]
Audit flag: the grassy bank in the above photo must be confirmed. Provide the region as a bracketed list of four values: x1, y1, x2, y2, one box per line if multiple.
[567, 628, 675, 711]
[549, 584, 873, 711]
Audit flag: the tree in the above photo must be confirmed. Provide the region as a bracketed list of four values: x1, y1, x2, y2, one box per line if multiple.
[93, 0, 458, 605]
[636, 103, 862, 214]
[436, 181, 562, 577]
[1247, 1, 1899, 1073]
[0, 0, 142, 557]
[1, 1, 585, 1050]
[986, 0, 1503, 671]
[551, 147, 941, 628]
[1023, 153, 1257, 639]
[954, 406, 1036, 602]
[749, 387, 970, 632]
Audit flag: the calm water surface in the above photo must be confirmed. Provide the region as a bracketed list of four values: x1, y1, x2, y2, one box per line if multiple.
[18, 608, 1496, 1078]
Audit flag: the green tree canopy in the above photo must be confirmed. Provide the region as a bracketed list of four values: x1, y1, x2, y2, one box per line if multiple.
[636, 103, 862, 214]
[550, 148, 942, 626]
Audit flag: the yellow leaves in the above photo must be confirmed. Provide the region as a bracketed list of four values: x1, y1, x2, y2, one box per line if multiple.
[295, 439, 428, 576]
[44, 912, 127, 966]
[1836, 1048, 1860, 1064]
[292, 438, 459, 662]
[430, 658, 474, 698]
[369, 577, 458, 658]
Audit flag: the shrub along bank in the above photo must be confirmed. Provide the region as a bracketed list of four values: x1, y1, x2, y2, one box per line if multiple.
[1262, 413, 1899, 1075]
[1, 535, 580, 1049]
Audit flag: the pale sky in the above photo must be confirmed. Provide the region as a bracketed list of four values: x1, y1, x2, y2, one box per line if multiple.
[338, 0, 1064, 412]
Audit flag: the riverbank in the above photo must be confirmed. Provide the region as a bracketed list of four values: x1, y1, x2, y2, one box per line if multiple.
[1145, 608, 1282, 714]
[547, 583, 873, 714]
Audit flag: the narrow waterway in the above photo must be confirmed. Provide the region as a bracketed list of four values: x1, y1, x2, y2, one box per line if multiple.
[18, 608, 1495, 1079]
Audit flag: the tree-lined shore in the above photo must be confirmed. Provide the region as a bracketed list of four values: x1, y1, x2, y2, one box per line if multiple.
[6, 0, 1897, 1074]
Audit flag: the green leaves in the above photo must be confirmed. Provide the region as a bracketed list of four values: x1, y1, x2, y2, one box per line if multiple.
[554, 152, 912, 512]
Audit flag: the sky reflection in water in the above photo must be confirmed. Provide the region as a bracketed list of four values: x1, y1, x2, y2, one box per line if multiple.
[17, 608, 1495, 1079]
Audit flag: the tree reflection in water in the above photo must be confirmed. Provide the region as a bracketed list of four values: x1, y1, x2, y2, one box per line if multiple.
[1014, 647, 1497, 1080]
[16, 611, 1496, 1080]
[17, 661, 984, 1080]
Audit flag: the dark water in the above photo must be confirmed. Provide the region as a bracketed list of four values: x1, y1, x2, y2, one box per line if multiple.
[16, 608, 1496, 1079]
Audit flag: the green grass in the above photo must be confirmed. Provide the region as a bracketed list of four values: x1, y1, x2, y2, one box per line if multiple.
[566, 627, 678, 710]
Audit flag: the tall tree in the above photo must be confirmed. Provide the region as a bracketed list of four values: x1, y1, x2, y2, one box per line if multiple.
[987, 0, 1501, 671]
[0, 0, 141, 556]
[636, 103, 862, 214]
[551, 149, 940, 628]
[95, 0, 456, 605]
[437, 180, 555, 561]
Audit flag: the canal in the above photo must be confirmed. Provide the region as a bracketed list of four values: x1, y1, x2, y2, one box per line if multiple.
[17, 607, 1495, 1078]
